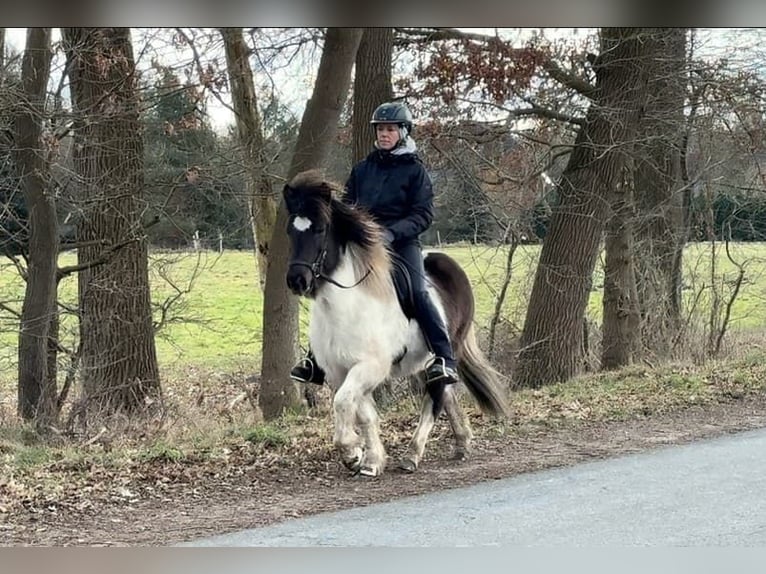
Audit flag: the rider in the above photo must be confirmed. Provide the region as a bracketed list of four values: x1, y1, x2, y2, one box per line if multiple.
[289, 101, 459, 388]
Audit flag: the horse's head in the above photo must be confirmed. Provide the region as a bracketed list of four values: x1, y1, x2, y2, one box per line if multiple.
[283, 171, 341, 297]
[283, 170, 390, 298]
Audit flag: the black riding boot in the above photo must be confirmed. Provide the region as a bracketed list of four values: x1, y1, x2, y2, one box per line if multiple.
[412, 289, 458, 385]
[394, 242, 458, 385]
[290, 349, 326, 385]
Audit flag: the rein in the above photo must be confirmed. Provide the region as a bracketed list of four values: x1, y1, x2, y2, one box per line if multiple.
[289, 244, 372, 290]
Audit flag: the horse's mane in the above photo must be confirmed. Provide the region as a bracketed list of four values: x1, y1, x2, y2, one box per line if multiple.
[287, 170, 392, 299]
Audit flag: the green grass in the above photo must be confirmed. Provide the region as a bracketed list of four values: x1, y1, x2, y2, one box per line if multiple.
[2, 242, 766, 377]
[243, 423, 290, 449]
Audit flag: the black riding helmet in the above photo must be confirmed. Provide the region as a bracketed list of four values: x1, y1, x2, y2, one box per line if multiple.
[370, 102, 414, 134]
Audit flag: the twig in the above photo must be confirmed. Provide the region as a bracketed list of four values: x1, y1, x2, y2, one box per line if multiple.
[488, 225, 519, 358]
[56, 237, 137, 280]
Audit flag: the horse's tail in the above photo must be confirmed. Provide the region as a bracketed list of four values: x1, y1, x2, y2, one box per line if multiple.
[455, 323, 511, 419]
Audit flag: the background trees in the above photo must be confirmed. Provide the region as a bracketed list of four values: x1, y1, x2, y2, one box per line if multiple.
[1, 27, 766, 432]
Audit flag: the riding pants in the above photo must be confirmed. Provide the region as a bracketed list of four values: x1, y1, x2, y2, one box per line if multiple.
[392, 241, 456, 368]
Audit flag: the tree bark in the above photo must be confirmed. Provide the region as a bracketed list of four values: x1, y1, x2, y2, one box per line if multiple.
[63, 28, 161, 414]
[352, 28, 394, 164]
[220, 28, 276, 289]
[259, 28, 363, 420]
[513, 28, 652, 389]
[0, 28, 6, 82]
[633, 28, 688, 357]
[601, 158, 641, 369]
[14, 28, 57, 427]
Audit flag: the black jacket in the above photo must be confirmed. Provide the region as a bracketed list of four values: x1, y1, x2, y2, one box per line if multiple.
[344, 149, 434, 245]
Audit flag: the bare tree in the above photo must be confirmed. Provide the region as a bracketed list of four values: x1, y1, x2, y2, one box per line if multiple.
[352, 28, 394, 164]
[601, 157, 641, 369]
[514, 28, 653, 388]
[63, 28, 161, 414]
[601, 29, 688, 369]
[633, 28, 688, 357]
[259, 28, 363, 420]
[221, 27, 276, 289]
[14, 28, 57, 427]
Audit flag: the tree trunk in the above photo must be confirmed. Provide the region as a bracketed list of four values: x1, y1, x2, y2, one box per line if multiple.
[633, 28, 688, 358]
[63, 28, 161, 414]
[352, 28, 395, 405]
[220, 28, 276, 290]
[513, 28, 651, 389]
[352, 28, 393, 164]
[259, 28, 363, 420]
[14, 28, 57, 428]
[0, 28, 6, 81]
[601, 158, 641, 369]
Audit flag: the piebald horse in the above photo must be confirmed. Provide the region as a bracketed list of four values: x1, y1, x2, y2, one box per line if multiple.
[283, 170, 509, 477]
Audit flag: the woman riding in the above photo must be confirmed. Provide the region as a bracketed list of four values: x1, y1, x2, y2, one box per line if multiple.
[290, 101, 458, 387]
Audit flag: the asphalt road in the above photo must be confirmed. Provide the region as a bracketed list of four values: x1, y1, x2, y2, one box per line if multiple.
[181, 427, 766, 546]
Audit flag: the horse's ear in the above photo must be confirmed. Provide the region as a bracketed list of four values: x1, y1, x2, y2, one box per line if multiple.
[282, 184, 297, 212]
[318, 181, 334, 203]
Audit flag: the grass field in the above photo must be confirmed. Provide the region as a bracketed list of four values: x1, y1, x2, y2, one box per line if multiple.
[2, 241, 766, 379]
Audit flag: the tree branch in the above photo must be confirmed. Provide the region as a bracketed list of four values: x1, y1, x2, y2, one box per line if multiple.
[0, 301, 21, 318]
[541, 60, 596, 98]
[56, 237, 137, 280]
[395, 27, 596, 98]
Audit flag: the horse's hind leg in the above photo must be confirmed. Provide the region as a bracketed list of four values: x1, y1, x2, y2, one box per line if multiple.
[398, 393, 436, 473]
[443, 386, 473, 460]
[399, 385, 470, 473]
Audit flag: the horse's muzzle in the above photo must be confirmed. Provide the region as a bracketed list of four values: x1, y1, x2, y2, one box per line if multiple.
[286, 267, 313, 296]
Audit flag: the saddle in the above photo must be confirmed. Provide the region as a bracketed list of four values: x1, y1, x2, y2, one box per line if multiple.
[390, 255, 418, 320]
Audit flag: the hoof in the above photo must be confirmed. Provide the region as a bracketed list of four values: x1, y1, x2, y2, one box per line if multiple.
[355, 465, 381, 478]
[339, 446, 364, 473]
[397, 458, 418, 473]
[452, 448, 470, 461]
[342, 456, 361, 472]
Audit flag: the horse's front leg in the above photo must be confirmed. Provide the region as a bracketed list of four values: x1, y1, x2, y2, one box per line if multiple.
[355, 393, 386, 477]
[333, 359, 389, 476]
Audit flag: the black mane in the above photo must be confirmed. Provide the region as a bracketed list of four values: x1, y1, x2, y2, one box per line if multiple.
[283, 170, 383, 251]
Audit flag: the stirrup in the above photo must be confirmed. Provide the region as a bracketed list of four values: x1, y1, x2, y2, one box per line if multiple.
[290, 356, 324, 385]
[425, 356, 458, 384]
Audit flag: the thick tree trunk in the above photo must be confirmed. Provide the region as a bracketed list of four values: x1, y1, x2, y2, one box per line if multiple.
[513, 28, 651, 389]
[601, 159, 641, 369]
[63, 28, 161, 414]
[633, 28, 688, 358]
[259, 28, 363, 420]
[221, 28, 276, 289]
[352, 28, 393, 164]
[14, 28, 57, 427]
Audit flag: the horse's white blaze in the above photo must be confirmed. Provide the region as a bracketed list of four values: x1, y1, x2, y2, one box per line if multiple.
[293, 216, 312, 232]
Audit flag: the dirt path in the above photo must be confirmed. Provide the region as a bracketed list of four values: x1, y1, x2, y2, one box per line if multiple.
[2, 394, 766, 546]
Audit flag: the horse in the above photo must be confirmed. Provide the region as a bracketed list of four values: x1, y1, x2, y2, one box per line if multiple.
[283, 170, 510, 477]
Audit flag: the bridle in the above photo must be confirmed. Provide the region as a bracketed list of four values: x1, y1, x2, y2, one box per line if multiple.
[289, 232, 371, 291]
